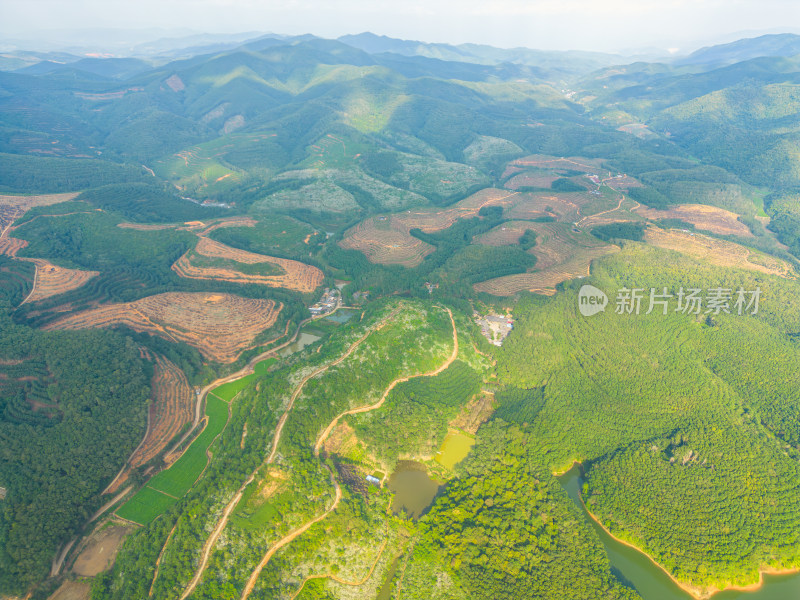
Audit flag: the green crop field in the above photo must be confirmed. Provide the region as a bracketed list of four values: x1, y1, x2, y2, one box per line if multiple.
[116, 395, 229, 523]
[115, 486, 178, 526]
[147, 395, 229, 498]
[210, 374, 256, 402]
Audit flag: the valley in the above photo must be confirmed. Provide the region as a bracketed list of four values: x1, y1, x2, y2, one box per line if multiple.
[2, 25, 800, 600]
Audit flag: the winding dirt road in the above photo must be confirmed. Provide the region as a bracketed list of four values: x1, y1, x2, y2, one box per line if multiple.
[266, 306, 400, 463]
[240, 306, 458, 600]
[576, 195, 625, 228]
[239, 468, 342, 600]
[168, 314, 312, 459]
[288, 538, 389, 600]
[314, 306, 458, 456]
[178, 307, 400, 600]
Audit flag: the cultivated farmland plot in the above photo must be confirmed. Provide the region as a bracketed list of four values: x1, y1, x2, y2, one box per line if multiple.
[43, 292, 283, 363]
[20, 259, 99, 304]
[105, 355, 195, 495]
[474, 223, 619, 296]
[173, 237, 323, 293]
[339, 188, 519, 266]
[644, 227, 797, 279]
[634, 203, 754, 237]
[117, 394, 229, 525]
[504, 154, 607, 175]
[210, 374, 257, 402]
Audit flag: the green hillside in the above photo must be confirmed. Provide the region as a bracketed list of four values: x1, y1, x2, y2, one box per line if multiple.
[4, 30, 800, 600]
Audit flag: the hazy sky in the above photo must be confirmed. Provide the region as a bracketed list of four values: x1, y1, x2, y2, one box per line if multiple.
[2, 0, 800, 53]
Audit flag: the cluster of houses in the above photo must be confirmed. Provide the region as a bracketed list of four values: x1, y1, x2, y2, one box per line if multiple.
[309, 287, 340, 316]
[475, 312, 514, 346]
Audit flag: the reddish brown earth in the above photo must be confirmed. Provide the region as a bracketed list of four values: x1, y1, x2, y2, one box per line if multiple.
[43, 292, 283, 363]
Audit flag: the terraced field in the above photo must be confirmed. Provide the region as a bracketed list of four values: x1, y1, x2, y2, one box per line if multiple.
[115, 222, 175, 231]
[116, 394, 229, 525]
[173, 237, 323, 293]
[339, 188, 518, 266]
[20, 259, 99, 304]
[635, 203, 754, 237]
[197, 216, 257, 235]
[0, 235, 27, 257]
[339, 216, 436, 267]
[503, 191, 584, 222]
[116, 216, 257, 234]
[475, 246, 619, 296]
[473, 220, 538, 247]
[142, 356, 194, 464]
[602, 174, 643, 191]
[644, 227, 796, 278]
[474, 223, 619, 295]
[506, 154, 606, 174]
[43, 292, 283, 363]
[0, 194, 81, 257]
[340, 185, 625, 268]
[0, 257, 34, 305]
[0, 193, 100, 303]
[504, 172, 560, 190]
[576, 196, 642, 229]
[104, 355, 195, 494]
[0, 192, 79, 232]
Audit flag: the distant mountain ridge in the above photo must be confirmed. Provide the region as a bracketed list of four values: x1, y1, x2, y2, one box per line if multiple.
[338, 32, 627, 79]
[676, 33, 800, 66]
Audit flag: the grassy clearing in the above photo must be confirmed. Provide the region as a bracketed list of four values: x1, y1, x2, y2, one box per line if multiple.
[231, 481, 282, 531]
[303, 133, 371, 169]
[151, 133, 280, 198]
[254, 358, 276, 375]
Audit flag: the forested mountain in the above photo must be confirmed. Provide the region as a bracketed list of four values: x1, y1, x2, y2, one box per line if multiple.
[2, 29, 800, 600]
[676, 33, 800, 66]
[577, 43, 800, 256]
